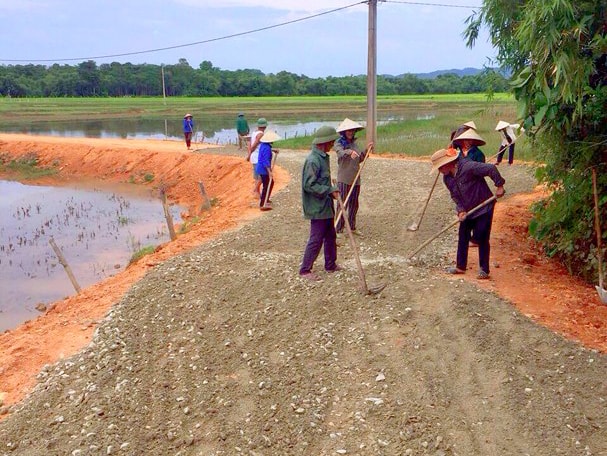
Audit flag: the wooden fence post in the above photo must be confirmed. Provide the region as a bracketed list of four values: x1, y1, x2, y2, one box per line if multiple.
[49, 237, 82, 294]
[160, 188, 177, 241]
[198, 180, 212, 211]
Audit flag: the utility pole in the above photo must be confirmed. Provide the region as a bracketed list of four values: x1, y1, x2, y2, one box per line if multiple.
[367, 0, 377, 147]
[161, 65, 167, 105]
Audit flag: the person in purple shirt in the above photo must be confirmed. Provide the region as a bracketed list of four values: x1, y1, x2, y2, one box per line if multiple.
[430, 147, 506, 279]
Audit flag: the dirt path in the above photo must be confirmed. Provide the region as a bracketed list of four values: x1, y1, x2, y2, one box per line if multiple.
[0, 135, 605, 455]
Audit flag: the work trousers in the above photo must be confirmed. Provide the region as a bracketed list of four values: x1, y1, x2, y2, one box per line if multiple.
[456, 209, 494, 274]
[496, 144, 515, 164]
[259, 174, 274, 207]
[300, 218, 337, 274]
[335, 182, 360, 232]
[184, 132, 193, 148]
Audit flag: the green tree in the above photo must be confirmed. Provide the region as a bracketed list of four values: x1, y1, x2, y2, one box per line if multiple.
[465, 0, 607, 282]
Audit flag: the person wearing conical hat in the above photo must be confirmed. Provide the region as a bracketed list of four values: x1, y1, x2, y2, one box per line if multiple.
[247, 118, 268, 196]
[449, 120, 477, 143]
[495, 120, 522, 165]
[334, 118, 373, 236]
[452, 128, 486, 163]
[182, 113, 194, 150]
[429, 147, 506, 280]
[299, 126, 342, 281]
[255, 130, 281, 211]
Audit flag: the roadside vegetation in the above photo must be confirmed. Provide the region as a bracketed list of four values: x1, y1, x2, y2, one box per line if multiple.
[466, 0, 606, 283]
[0, 152, 57, 180]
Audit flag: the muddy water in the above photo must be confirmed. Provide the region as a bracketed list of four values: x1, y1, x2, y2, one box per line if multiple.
[0, 180, 183, 332]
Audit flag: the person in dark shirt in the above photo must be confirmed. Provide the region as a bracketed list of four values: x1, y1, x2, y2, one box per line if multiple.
[430, 147, 506, 279]
[299, 126, 342, 281]
[452, 128, 486, 163]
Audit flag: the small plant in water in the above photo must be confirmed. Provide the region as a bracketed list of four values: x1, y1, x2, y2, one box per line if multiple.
[118, 216, 129, 226]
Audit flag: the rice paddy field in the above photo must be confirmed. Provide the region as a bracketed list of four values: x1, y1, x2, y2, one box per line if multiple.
[0, 93, 530, 159]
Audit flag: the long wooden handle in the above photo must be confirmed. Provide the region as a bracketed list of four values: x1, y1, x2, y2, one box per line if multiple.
[408, 195, 497, 259]
[415, 172, 440, 227]
[592, 168, 604, 289]
[336, 192, 368, 293]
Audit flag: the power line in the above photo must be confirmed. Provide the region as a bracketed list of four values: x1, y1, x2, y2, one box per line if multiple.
[383, 0, 480, 8]
[1, 1, 366, 63]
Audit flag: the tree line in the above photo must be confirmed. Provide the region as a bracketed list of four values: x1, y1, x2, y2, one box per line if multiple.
[0, 59, 509, 98]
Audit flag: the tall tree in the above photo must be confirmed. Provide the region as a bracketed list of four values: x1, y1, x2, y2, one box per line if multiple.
[465, 0, 607, 281]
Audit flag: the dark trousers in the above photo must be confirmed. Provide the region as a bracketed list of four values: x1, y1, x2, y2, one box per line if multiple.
[300, 218, 337, 274]
[184, 132, 193, 148]
[335, 182, 360, 232]
[496, 144, 515, 164]
[456, 209, 494, 274]
[259, 174, 274, 206]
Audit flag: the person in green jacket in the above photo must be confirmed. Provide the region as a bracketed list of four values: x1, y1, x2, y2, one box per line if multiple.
[236, 112, 250, 150]
[299, 126, 342, 281]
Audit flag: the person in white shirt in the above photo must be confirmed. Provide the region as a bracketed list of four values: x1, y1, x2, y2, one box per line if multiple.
[495, 120, 523, 165]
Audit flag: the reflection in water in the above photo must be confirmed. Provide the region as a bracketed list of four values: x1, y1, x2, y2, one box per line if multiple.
[0, 111, 433, 145]
[0, 180, 183, 332]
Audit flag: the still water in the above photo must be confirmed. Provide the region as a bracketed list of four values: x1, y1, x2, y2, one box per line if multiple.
[0, 180, 183, 332]
[1, 112, 433, 144]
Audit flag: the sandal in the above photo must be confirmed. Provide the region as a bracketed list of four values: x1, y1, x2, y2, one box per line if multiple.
[446, 267, 465, 275]
[477, 270, 490, 280]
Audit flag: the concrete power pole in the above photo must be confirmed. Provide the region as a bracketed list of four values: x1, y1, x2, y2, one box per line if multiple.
[367, 0, 377, 147]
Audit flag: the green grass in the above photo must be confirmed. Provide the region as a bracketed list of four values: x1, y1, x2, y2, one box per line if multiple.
[0, 152, 58, 179]
[129, 245, 156, 264]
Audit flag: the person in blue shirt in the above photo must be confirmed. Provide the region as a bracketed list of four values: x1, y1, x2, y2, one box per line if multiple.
[255, 130, 281, 211]
[182, 113, 194, 150]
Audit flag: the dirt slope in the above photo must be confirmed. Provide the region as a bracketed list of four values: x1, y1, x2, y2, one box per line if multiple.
[0, 135, 605, 456]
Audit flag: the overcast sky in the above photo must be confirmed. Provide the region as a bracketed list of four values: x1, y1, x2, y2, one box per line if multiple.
[0, 0, 496, 78]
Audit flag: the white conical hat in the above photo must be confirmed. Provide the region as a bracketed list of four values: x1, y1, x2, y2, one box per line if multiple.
[495, 120, 510, 131]
[336, 118, 364, 133]
[462, 120, 477, 130]
[453, 128, 486, 146]
[260, 130, 281, 143]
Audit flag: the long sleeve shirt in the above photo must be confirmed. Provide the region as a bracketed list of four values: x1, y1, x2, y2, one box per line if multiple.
[301, 146, 339, 220]
[334, 136, 365, 185]
[255, 142, 273, 176]
[183, 118, 194, 133]
[443, 157, 505, 218]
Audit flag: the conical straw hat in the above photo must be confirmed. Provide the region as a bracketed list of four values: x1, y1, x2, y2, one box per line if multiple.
[453, 128, 486, 146]
[260, 130, 281, 143]
[462, 120, 477, 130]
[495, 120, 510, 131]
[336, 118, 364, 133]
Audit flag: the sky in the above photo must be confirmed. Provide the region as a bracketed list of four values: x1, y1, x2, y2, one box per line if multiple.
[0, 0, 497, 78]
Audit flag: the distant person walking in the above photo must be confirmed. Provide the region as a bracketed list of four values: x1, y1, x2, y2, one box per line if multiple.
[247, 118, 267, 196]
[495, 120, 521, 165]
[236, 112, 250, 150]
[334, 118, 373, 235]
[299, 126, 342, 281]
[183, 113, 194, 150]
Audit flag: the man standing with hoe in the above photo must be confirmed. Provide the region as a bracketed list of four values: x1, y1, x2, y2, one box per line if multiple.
[299, 126, 342, 281]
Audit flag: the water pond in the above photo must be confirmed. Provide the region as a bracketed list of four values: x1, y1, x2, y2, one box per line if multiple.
[0, 180, 183, 332]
